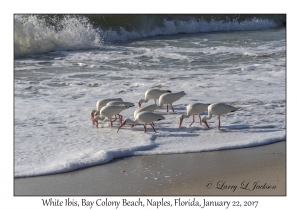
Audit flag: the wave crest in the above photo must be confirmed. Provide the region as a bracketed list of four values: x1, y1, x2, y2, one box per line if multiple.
[14, 15, 102, 57]
[14, 14, 283, 57]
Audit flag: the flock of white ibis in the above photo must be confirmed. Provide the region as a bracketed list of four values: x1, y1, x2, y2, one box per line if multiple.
[90, 88, 238, 133]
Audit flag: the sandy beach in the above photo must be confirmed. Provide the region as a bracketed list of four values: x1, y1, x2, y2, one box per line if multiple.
[14, 141, 285, 196]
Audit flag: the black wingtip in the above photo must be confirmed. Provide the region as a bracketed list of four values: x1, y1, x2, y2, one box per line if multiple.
[231, 107, 239, 112]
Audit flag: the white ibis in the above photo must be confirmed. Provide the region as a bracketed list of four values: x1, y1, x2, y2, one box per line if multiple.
[134, 104, 159, 119]
[96, 98, 123, 111]
[179, 103, 209, 127]
[117, 111, 165, 133]
[91, 98, 123, 123]
[138, 89, 171, 107]
[131, 104, 159, 129]
[158, 91, 186, 113]
[107, 101, 135, 107]
[105, 101, 134, 124]
[201, 102, 238, 129]
[93, 105, 132, 128]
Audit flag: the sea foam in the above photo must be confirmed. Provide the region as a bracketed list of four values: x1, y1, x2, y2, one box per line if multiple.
[14, 15, 279, 57]
[14, 15, 102, 57]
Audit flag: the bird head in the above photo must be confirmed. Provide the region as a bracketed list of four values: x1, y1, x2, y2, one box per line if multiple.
[201, 116, 210, 129]
[90, 110, 97, 119]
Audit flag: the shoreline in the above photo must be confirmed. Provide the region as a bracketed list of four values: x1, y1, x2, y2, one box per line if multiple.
[14, 141, 286, 196]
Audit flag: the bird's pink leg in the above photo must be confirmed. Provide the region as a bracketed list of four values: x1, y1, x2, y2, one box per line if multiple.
[150, 123, 157, 133]
[144, 125, 147, 133]
[110, 118, 113, 127]
[93, 119, 98, 128]
[199, 115, 202, 126]
[189, 115, 195, 126]
[111, 115, 118, 122]
[166, 105, 169, 113]
[117, 114, 123, 124]
[179, 117, 183, 127]
[131, 124, 135, 130]
[91, 113, 95, 124]
[151, 122, 155, 126]
[218, 116, 221, 129]
[171, 105, 174, 112]
[204, 121, 210, 129]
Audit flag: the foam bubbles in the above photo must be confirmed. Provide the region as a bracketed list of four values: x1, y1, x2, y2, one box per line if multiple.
[14, 15, 279, 57]
[102, 18, 278, 42]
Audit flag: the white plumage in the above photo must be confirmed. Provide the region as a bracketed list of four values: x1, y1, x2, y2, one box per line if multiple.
[133, 104, 159, 119]
[138, 88, 171, 107]
[96, 98, 123, 111]
[179, 103, 209, 127]
[91, 98, 124, 124]
[93, 105, 132, 128]
[131, 104, 159, 129]
[158, 91, 186, 112]
[201, 102, 238, 129]
[117, 111, 165, 133]
[106, 101, 135, 107]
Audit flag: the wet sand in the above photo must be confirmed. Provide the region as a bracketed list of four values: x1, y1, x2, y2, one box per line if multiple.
[14, 141, 286, 196]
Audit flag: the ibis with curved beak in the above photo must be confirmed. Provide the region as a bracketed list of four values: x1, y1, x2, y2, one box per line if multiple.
[138, 88, 171, 107]
[117, 111, 165, 133]
[91, 98, 124, 123]
[201, 102, 238, 129]
[158, 91, 186, 113]
[93, 104, 132, 128]
[179, 103, 209, 127]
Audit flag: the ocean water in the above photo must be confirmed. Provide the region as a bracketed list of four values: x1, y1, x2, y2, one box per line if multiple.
[14, 14, 286, 177]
